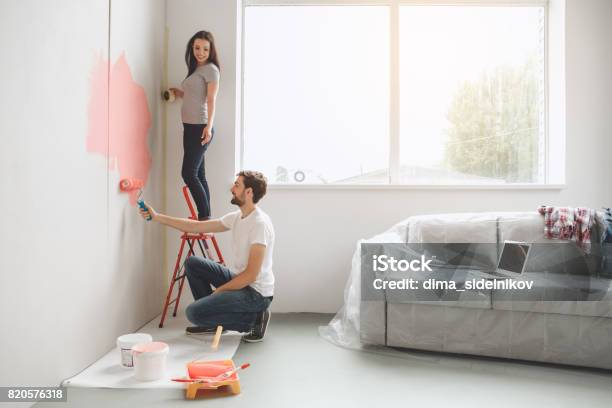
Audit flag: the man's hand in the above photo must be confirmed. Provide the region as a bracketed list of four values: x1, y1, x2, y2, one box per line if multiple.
[214, 244, 266, 292]
[138, 202, 157, 221]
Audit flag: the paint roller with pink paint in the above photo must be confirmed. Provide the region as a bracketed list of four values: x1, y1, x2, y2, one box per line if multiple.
[119, 178, 144, 192]
[120, 178, 151, 220]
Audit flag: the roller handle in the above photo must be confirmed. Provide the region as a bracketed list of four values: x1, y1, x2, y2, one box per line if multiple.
[138, 199, 152, 221]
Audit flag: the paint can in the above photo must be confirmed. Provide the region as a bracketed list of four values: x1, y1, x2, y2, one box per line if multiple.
[132, 342, 170, 381]
[116, 333, 153, 368]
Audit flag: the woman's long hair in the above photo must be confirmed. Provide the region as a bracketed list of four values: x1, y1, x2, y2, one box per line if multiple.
[184, 30, 220, 78]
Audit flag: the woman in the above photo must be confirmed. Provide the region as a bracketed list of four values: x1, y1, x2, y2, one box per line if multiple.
[170, 31, 220, 220]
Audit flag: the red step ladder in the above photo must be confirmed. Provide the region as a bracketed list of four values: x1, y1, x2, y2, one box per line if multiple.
[158, 186, 225, 328]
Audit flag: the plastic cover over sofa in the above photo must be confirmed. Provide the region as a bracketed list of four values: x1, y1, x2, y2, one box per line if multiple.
[320, 211, 612, 370]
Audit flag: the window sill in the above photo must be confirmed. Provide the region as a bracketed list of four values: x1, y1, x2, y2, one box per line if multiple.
[268, 184, 566, 191]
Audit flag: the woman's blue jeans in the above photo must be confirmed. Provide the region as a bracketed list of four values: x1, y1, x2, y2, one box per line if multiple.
[184, 256, 272, 332]
[181, 123, 214, 220]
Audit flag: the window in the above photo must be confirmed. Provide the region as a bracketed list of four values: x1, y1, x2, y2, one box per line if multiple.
[242, 0, 555, 186]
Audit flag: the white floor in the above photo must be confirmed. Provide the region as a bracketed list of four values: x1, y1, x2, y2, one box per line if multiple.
[36, 313, 612, 408]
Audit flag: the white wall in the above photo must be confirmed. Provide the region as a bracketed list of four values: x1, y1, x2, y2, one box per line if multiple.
[108, 0, 167, 342]
[166, 0, 612, 313]
[0, 0, 165, 387]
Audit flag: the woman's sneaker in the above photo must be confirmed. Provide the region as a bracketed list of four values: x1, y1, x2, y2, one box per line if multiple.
[242, 310, 271, 343]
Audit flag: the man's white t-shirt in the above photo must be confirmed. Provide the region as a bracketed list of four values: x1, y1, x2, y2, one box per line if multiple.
[220, 207, 275, 297]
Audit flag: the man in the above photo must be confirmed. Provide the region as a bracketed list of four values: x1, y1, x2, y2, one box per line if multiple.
[139, 170, 274, 342]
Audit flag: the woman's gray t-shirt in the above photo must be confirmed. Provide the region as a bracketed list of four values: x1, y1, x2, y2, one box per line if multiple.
[181, 63, 220, 124]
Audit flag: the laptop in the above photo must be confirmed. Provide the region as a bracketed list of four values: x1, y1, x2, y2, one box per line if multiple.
[475, 240, 532, 280]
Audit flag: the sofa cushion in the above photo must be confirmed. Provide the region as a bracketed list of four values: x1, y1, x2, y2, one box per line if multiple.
[497, 212, 545, 243]
[386, 303, 612, 370]
[407, 212, 498, 270]
[384, 267, 492, 309]
[492, 272, 612, 318]
[407, 212, 498, 243]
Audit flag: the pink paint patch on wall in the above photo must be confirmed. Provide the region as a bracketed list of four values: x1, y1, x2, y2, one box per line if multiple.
[86, 52, 152, 205]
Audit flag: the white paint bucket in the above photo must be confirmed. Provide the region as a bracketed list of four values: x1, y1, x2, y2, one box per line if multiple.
[116, 333, 153, 368]
[132, 342, 169, 381]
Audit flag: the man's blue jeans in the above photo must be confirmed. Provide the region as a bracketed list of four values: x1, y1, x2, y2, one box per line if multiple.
[184, 256, 272, 332]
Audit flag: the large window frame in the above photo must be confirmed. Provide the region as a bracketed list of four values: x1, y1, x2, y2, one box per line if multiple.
[240, 0, 565, 189]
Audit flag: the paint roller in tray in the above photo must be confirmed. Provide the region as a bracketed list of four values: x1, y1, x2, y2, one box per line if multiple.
[120, 178, 151, 220]
[171, 363, 251, 384]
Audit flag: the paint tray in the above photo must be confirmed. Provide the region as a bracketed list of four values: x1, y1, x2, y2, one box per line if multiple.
[184, 359, 240, 399]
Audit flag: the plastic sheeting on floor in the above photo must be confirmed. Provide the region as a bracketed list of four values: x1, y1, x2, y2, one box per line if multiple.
[63, 313, 243, 389]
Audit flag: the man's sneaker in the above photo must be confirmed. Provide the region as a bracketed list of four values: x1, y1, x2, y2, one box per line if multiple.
[242, 310, 271, 343]
[185, 326, 225, 335]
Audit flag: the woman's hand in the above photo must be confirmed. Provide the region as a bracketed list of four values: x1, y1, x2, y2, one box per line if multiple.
[201, 127, 212, 146]
[138, 202, 157, 221]
[169, 87, 184, 98]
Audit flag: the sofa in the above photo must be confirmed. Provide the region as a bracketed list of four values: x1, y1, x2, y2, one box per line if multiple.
[359, 211, 612, 370]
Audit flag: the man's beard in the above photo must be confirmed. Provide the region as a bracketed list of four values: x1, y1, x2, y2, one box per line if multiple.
[231, 195, 244, 206]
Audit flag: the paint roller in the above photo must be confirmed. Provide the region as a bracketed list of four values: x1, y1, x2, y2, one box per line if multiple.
[162, 89, 176, 102]
[119, 178, 143, 191]
[120, 178, 151, 221]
